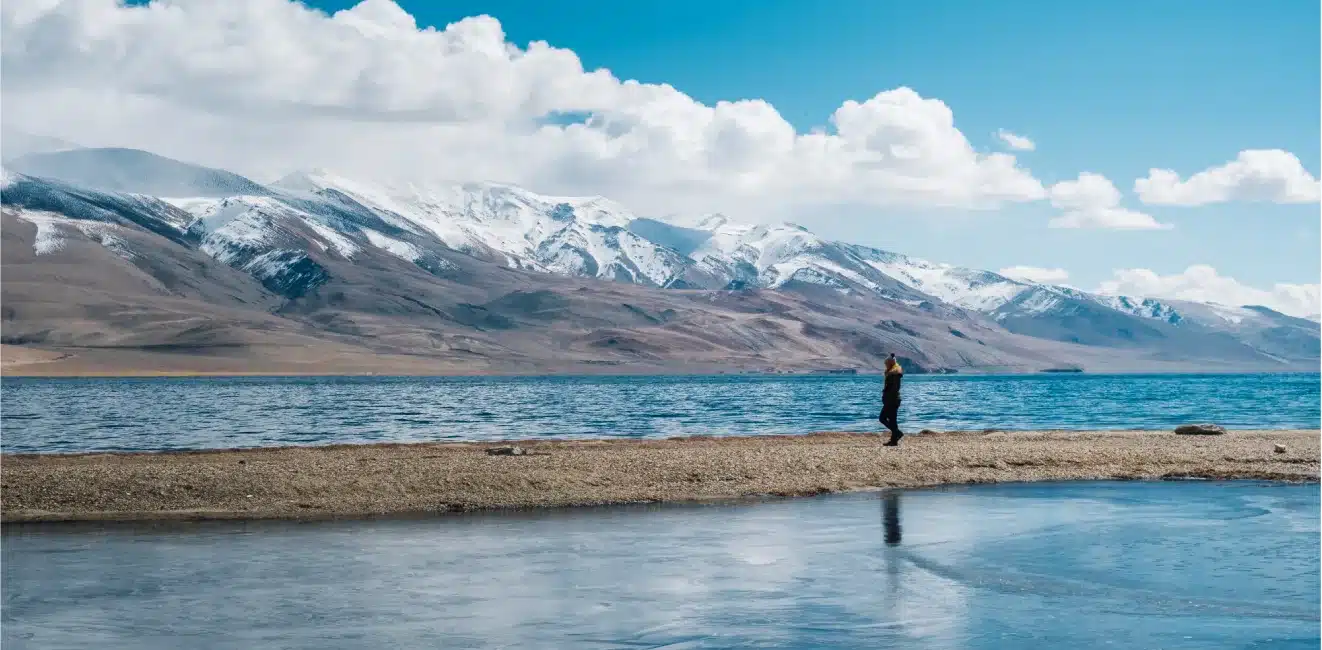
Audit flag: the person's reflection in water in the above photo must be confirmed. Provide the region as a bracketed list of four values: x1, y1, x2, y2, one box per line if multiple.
[880, 490, 903, 609]
[883, 491, 902, 546]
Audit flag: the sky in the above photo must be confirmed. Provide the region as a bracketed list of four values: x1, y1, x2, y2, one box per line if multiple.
[2, 0, 1319, 316]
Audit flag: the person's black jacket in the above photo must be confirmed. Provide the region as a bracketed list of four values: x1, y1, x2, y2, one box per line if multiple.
[882, 370, 903, 403]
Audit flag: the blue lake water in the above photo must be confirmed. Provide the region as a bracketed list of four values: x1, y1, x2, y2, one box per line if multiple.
[1, 373, 1318, 453]
[3, 481, 1317, 649]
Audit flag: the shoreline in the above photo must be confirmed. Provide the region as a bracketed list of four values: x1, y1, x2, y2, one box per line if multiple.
[4, 430, 1317, 524]
[6, 369, 1320, 380]
[5, 346, 1320, 379]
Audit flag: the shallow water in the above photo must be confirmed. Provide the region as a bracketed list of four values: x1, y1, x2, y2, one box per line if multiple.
[2, 373, 1318, 453]
[3, 481, 1318, 649]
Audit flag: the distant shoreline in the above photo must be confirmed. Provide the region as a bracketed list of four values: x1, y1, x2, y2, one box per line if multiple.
[4, 430, 1316, 524]
[5, 366, 1320, 380]
[5, 345, 1320, 379]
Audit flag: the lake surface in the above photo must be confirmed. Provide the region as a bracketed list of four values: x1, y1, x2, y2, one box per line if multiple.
[3, 481, 1317, 649]
[2, 373, 1318, 453]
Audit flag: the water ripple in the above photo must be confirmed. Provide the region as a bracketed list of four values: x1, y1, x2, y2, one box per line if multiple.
[1, 373, 1317, 453]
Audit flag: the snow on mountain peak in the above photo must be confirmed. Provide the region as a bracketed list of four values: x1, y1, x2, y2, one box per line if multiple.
[272, 168, 340, 193]
[661, 212, 730, 231]
[267, 170, 686, 285]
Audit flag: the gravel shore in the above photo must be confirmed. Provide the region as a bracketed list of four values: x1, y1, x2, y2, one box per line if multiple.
[3, 430, 1317, 523]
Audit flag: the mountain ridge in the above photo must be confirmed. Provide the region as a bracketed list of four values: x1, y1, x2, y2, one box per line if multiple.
[2, 147, 1316, 374]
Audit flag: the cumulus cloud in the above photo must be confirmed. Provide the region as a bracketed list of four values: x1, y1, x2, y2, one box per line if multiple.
[999, 266, 1069, 284]
[0, 0, 1047, 219]
[1097, 265, 1321, 318]
[994, 129, 1035, 151]
[1047, 172, 1171, 230]
[1134, 149, 1322, 206]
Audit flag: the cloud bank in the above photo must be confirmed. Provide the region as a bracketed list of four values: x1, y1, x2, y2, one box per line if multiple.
[1097, 265, 1320, 319]
[1134, 149, 1322, 206]
[0, 0, 1049, 219]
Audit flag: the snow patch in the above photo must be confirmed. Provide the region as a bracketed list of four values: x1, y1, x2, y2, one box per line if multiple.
[13, 210, 134, 259]
[863, 256, 1028, 311]
[15, 211, 71, 255]
[199, 215, 276, 265]
[303, 219, 359, 258]
[242, 249, 300, 279]
[170, 196, 285, 246]
[1015, 288, 1067, 315]
[73, 221, 135, 260]
[188, 199, 284, 265]
[362, 228, 421, 262]
[617, 230, 681, 286]
[1202, 303, 1255, 325]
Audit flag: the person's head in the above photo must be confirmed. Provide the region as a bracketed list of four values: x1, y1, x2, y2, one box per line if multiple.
[884, 355, 896, 370]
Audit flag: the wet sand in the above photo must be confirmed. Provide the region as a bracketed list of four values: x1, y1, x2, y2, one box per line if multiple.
[3, 430, 1317, 523]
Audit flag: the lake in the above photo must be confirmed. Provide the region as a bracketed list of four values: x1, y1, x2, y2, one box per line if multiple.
[3, 480, 1317, 649]
[1, 373, 1318, 453]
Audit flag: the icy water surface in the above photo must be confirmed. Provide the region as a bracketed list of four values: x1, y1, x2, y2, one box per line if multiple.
[3, 481, 1318, 649]
[2, 373, 1318, 452]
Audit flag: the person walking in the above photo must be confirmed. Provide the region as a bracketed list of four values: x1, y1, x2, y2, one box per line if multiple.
[879, 354, 904, 446]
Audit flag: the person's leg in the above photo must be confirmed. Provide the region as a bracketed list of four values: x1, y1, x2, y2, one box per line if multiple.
[881, 401, 901, 444]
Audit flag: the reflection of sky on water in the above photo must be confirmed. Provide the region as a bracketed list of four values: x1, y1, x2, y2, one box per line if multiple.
[3, 481, 1318, 649]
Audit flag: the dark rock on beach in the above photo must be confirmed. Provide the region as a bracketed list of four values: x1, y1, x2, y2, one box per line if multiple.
[1174, 424, 1227, 435]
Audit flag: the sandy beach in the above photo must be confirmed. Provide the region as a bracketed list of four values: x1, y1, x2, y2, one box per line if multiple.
[2, 429, 1317, 523]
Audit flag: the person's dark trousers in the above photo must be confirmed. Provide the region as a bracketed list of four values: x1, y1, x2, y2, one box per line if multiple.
[879, 400, 902, 444]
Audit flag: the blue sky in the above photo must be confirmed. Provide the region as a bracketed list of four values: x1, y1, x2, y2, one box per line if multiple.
[293, 0, 1319, 290]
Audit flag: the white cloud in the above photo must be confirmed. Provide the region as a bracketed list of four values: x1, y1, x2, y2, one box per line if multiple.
[999, 266, 1069, 284]
[1047, 172, 1171, 230]
[994, 129, 1035, 151]
[0, 0, 1047, 220]
[1097, 265, 1321, 318]
[1134, 149, 1322, 206]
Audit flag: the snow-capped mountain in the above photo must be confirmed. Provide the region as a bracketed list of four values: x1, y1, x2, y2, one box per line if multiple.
[2, 146, 1316, 372]
[271, 170, 691, 288]
[628, 211, 1223, 348]
[625, 214, 938, 305]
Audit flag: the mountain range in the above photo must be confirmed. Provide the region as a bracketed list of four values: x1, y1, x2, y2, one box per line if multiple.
[2, 144, 1317, 375]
